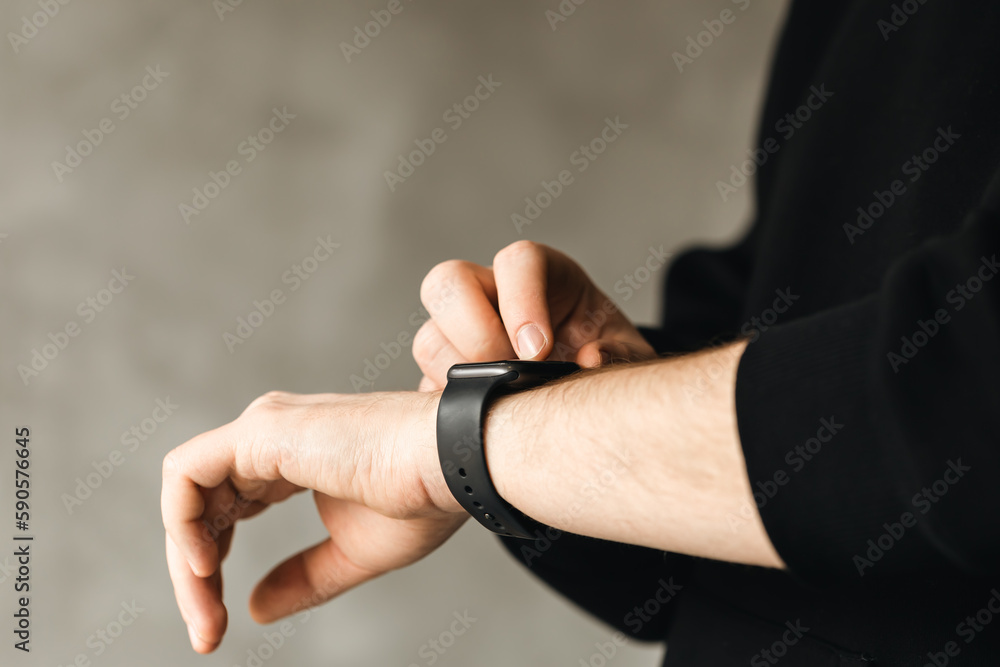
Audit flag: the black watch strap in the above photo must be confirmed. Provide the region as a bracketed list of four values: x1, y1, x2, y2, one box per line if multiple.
[436, 362, 578, 538]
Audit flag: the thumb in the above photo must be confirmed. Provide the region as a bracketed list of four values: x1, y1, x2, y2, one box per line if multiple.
[492, 242, 555, 360]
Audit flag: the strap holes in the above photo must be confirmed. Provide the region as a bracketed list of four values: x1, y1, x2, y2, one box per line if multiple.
[458, 468, 467, 477]
[464, 485, 473, 494]
[472, 501, 483, 509]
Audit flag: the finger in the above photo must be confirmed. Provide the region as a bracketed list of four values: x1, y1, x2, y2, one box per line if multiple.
[162, 428, 237, 577]
[233, 499, 272, 522]
[576, 338, 657, 368]
[249, 495, 455, 623]
[200, 480, 236, 530]
[412, 319, 467, 388]
[251, 491, 467, 624]
[199, 483, 272, 553]
[166, 532, 228, 654]
[420, 260, 515, 362]
[248, 536, 376, 625]
[493, 241, 590, 361]
[250, 494, 378, 623]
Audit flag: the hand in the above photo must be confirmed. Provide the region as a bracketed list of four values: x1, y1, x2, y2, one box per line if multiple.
[160, 390, 463, 653]
[414, 240, 656, 391]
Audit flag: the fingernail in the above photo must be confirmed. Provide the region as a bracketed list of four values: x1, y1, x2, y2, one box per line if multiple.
[517, 324, 545, 359]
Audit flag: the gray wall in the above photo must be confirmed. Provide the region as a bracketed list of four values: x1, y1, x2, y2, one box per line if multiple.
[1, 1, 786, 665]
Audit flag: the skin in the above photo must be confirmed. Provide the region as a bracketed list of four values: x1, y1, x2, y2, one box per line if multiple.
[161, 240, 783, 654]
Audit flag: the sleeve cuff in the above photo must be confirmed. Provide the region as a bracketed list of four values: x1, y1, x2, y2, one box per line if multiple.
[734, 296, 910, 585]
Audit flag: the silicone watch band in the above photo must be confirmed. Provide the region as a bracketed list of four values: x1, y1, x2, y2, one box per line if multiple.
[436, 361, 579, 538]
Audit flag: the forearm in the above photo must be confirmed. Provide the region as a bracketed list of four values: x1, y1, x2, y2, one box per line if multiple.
[478, 340, 784, 568]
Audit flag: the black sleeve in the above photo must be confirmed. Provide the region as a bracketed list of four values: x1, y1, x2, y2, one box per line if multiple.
[735, 168, 1000, 585]
[497, 533, 690, 641]
[639, 226, 758, 355]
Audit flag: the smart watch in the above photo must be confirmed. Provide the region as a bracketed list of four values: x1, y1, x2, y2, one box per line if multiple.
[436, 360, 580, 538]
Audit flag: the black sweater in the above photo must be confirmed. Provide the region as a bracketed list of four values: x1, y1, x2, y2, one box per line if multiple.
[500, 2, 1000, 664]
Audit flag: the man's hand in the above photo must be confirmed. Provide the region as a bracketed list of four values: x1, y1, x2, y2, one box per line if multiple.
[414, 240, 656, 390]
[160, 390, 460, 654]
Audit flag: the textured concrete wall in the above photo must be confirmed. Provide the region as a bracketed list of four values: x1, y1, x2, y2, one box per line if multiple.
[1, 1, 786, 665]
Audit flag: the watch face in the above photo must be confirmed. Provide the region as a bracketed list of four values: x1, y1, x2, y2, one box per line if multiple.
[446, 360, 580, 385]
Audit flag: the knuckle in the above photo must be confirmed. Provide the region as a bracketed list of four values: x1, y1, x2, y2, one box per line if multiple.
[420, 260, 457, 300]
[420, 260, 466, 310]
[494, 239, 541, 267]
[245, 390, 289, 413]
[161, 450, 180, 477]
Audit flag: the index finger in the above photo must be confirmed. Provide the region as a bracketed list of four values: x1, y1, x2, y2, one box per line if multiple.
[419, 260, 515, 362]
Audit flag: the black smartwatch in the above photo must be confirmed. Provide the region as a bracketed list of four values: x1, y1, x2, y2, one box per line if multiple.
[436, 360, 580, 538]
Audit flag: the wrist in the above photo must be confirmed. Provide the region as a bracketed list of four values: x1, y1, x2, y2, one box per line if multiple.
[481, 390, 533, 508]
[410, 390, 465, 515]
